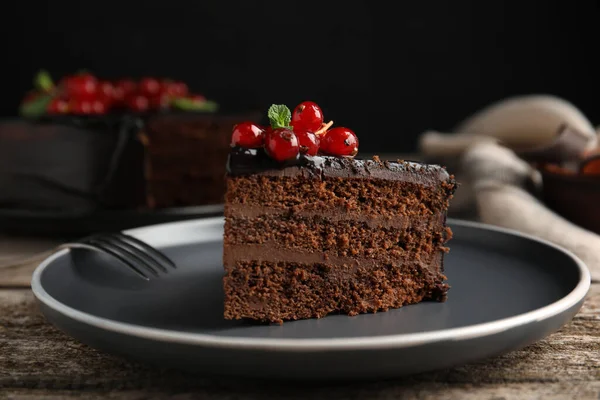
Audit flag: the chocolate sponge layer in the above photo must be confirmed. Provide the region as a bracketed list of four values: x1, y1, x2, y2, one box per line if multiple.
[225, 175, 454, 217]
[223, 260, 448, 324]
[224, 214, 448, 260]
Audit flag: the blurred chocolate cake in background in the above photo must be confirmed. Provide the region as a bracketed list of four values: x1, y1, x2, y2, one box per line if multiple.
[0, 70, 261, 214]
[139, 112, 260, 208]
[0, 116, 145, 212]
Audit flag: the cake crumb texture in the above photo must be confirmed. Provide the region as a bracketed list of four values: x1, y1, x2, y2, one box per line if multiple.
[223, 167, 456, 323]
[223, 261, 448, 324]
[225, 215, 445, 259]
[226, 175, 454, 217]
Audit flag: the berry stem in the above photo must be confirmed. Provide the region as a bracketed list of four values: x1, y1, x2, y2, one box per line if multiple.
[315, 120, 333, 136]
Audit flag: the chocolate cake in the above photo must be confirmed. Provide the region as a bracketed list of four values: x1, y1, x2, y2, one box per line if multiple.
[222, 103, 457, 323]
[0, 116, 145, 212]
[139, 112, 260, 208]
[0, 71, 261, 213]
[0, 112, 260, 213]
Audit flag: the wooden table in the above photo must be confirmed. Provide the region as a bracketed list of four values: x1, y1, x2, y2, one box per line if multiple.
[2, 236, 600, 399]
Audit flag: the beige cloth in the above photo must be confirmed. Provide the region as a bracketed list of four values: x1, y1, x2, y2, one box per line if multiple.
[419, 95, 600, 282]
[462, 141, 600, 281]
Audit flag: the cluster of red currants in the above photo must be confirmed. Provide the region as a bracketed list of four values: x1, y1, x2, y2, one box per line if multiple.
[21, 70, 207, 116]
[231, 101, 359, 161]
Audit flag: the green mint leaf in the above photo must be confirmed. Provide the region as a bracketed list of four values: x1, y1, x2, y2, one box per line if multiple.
[171, 97, 219, 112]
[19, 93, 53, 118]
[267, 104, 291, 129]
[34, 70, 54, 92]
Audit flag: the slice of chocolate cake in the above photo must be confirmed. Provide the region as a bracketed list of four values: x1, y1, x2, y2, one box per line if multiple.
[222, 103, 457, 323]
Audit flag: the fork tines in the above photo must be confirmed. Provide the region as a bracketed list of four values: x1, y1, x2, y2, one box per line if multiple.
[112, 233, 176, 269]
[79, 233, 176, 280]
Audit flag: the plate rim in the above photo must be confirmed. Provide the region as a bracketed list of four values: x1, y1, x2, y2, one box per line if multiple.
[31, 217, 591, 352]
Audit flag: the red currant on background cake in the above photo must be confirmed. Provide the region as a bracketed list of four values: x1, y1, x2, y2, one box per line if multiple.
[98, 81, 114, 100]
[149, 93, 170, 110]
[46, 98, 69, 115]
[91, 99, 109, 115]
[291, 101, 324, 132]
[113, 79, 137, 105]
[69, 99, 93, 115]
[63, 73, 98, 100]
[138, 77, 161, 97]
[162, 80, 189, 98]
[115, 79, 137, 93]
[265, 128, 300, 162]
[231, 122, 265, 148]
[125, 94, 150, 113]
[95, 81, 115, 111]
[319, 127, 359, 157]
[294, 127, 320, 156]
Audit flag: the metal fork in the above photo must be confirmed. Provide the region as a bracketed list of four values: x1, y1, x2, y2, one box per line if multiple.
[56, 232, 176, 281]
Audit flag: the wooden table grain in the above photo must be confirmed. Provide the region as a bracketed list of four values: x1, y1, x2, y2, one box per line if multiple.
[1, 238, 600, 399]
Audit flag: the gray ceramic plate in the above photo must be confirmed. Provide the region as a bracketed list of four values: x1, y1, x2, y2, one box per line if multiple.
[31, 218, 590, 380]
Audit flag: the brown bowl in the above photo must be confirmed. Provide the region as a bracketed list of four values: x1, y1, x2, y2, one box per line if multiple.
[541, 165, 600, 234]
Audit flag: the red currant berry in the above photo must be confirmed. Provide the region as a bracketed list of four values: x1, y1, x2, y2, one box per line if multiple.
[91, 99, 108, 115]
[265, 128, 300, 162]
[162, 80, 189, 98]
[291, 101, 324, 132]
[113, 79, 137, 101]
[70, 99, 93, 115]
[149, 93, 170, 110]
[63, 73, 98, 100]
[262, 126, 273, 142]
[116, 79, 136, 93]
[139, 77, 161, 97]
[125, 94, 150, 112]
[319, 127, 359, 157]
[262, 125, 272, 134]
[97, 81, 115, 108]
[231, 121, 265, 148]
[47, 98, 70, 115]
[98, 81, 114, 98]
[294, 127, 320, 156]
[173, 82, 189, 97]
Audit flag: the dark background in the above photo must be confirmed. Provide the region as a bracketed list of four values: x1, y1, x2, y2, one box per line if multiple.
[1, 1, 599, 153]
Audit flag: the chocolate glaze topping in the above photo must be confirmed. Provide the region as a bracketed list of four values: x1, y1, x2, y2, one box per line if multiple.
[227, 146, 453, 186]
